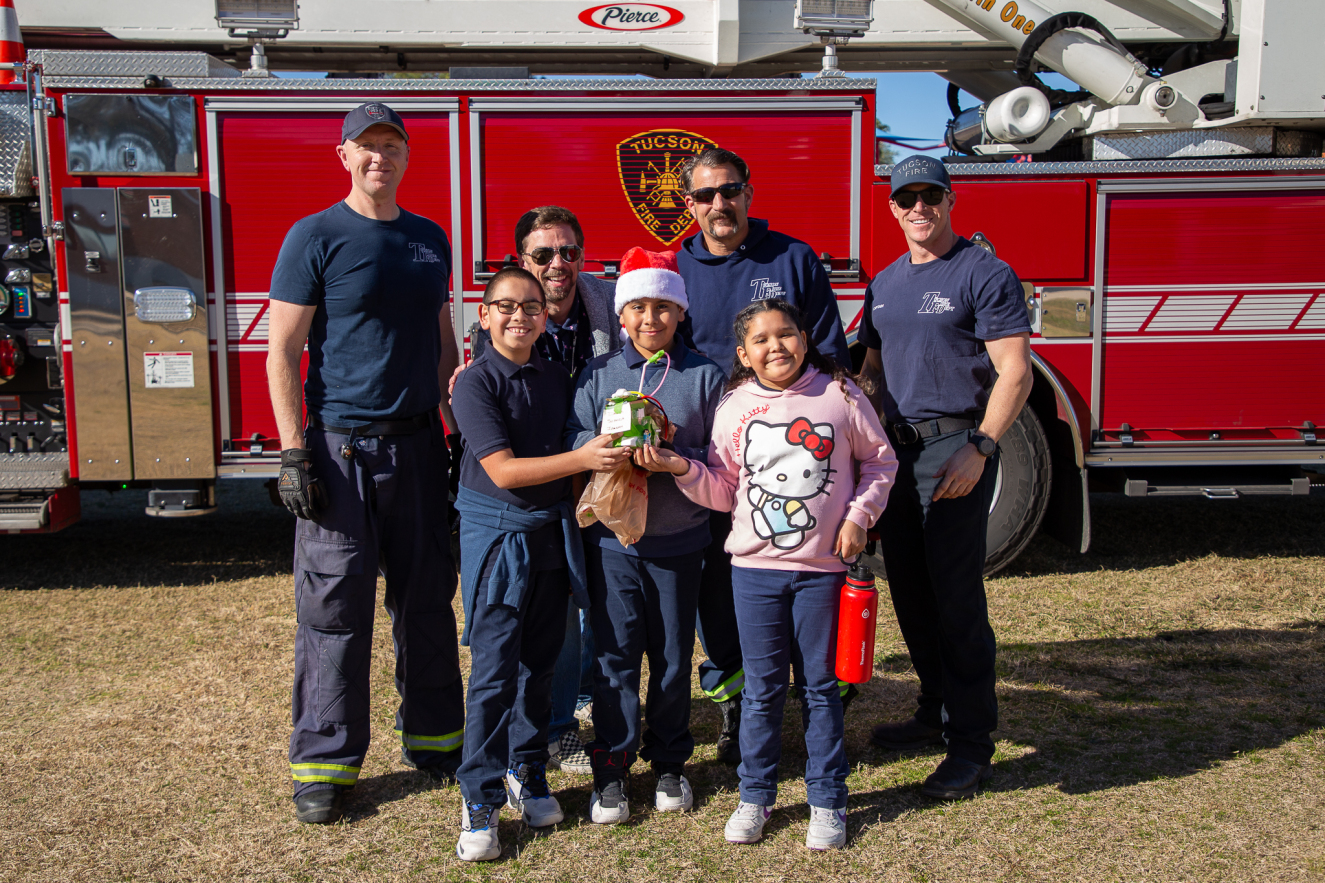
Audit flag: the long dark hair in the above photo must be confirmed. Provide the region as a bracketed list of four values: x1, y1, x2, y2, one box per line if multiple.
[726, 299, 862, 399]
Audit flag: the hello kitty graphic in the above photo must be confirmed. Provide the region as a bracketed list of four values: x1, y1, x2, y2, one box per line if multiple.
[744, 417, 836, 550]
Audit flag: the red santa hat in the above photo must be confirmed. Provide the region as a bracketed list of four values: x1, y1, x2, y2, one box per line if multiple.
[613, 247, 689, 315]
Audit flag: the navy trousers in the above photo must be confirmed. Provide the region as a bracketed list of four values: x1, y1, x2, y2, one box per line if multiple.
[289, 422, 465, 797]
[696, 511, 745, 704]
[457, 547, 568, 806]
[731, 565, 848, 810]
[877, 428, 1000, 765]
[585, 545, 704, 769]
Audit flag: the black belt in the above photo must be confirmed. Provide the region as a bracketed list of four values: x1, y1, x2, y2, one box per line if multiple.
[889, 414, 982, 446]
[308, 411, 436, 437]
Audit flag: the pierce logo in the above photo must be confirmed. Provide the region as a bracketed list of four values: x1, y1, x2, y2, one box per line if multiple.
[579, 4, 684, 31]
[616, 129, 717, 245]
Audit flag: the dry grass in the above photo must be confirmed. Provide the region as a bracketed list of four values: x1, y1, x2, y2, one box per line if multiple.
[1, 484, 1322, 882]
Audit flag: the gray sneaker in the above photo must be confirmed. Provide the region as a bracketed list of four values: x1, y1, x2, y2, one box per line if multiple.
[805, 805, 847, 850]
[724, 801, 772, 844]
[547, 729, 592, 775]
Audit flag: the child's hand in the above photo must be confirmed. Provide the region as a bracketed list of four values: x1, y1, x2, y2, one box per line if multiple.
[833, 520, 867, 561]
[579, 434, 633, 472]
[634, 444, 690, 476]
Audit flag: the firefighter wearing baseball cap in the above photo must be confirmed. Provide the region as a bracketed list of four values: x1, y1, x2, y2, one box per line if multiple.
[858, 154, 1033, 801]
[268, 102, 465, 824]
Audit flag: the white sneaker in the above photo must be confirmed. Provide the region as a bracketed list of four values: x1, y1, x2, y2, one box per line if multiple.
[456, 801, 501, 862]
[590, 778, 630, 824]
[806, 805, 848, 850]
[654, 771, 693, 812]
[505, 762, 564, 827]
[724, 801, 773, 844]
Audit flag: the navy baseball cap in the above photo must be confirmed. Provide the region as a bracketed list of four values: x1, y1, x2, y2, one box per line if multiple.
[341, 102, 408, 143]
[890, 154, 951, 196]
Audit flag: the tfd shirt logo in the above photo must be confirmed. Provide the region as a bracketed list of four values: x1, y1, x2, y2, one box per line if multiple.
[750, 278, 786, 301]
[410, 243, 441, 263]
[918, 291, 954, 314]
[616, 128, 718, 245]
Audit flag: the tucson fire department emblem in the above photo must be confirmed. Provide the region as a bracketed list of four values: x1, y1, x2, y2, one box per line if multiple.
[617, 129, 719, 245]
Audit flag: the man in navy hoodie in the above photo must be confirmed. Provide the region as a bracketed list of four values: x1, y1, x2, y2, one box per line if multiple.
[674, 148, 852, 762]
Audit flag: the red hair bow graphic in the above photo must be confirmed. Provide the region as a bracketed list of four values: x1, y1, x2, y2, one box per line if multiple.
[786, 417, 833, 460]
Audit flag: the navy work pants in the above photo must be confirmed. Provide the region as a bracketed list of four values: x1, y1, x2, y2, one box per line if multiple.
[289, 422, 464, 797]
[877, 428, 999, 765]
[696, 511, 745, 704]
[457, 549, 568, 807]
[731, 565, 848, 810]
[585, 545, 704, 768]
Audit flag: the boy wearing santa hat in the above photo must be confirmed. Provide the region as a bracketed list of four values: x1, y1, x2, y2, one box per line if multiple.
[564, 248, 727, 823]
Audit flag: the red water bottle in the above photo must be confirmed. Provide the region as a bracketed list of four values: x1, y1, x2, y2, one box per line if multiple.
[835, 562, 878, 684]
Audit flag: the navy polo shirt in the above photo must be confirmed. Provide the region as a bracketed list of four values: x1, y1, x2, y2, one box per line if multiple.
[859, 237, 1030, 423]
[270, 201, 451, 425]
[451, 345, 574, 512]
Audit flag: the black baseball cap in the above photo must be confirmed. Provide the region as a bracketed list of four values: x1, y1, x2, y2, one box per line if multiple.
[341, 102, 408, 143]
[889, 154, 951, 196]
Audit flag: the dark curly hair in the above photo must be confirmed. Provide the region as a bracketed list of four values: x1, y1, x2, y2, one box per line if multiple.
[726, 299, 867, 400]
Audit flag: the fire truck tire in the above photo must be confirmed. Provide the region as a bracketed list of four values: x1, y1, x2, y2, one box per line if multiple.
[984, 406, 1052, 576]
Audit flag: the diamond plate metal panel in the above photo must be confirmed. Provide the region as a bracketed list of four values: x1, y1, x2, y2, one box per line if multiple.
[0, 91, 32, 198]
[1090, 128, 1275, 161]
[875, 157, 1325, 177]
[30, 50, 239, 78]
[0, 453, 70, 490]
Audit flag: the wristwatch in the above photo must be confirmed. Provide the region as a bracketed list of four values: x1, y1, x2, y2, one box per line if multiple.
[970, 432, 998, 458]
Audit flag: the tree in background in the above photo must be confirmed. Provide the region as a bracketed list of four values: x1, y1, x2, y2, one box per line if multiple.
[876, 119, 897, 165]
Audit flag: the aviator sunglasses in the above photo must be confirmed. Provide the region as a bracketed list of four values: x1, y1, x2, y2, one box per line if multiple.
[522, 245, 582, 265]
[687, 182, 748, 204]
[485, 299, 547, 316]
[892, 187, 948, 210]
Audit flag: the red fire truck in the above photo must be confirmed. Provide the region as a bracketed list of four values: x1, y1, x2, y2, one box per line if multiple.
[1, 0, 1322, 573]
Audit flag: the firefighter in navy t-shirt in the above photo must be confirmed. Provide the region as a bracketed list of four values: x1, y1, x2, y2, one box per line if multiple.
[267, 103, 465, 825]
[673, 147, 853, 764]
[858, 155, 1033, 801]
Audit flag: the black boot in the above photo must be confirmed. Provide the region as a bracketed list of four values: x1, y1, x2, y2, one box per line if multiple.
[716, 698, 741, 765]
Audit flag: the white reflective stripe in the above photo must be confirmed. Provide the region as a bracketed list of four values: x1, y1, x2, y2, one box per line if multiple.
[1145, 295, 1236, 331]
[1221, 293, 1314, 330]
[1102, 296, 1160, 332]
[1297, 295, 1325, 329]
[0, 6, 20, 44]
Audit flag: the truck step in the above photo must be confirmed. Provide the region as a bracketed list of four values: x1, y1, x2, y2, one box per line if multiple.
[1124, 477, 1311, 499]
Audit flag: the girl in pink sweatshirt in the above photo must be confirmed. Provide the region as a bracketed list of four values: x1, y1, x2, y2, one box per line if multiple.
[640, 299, 897, 851]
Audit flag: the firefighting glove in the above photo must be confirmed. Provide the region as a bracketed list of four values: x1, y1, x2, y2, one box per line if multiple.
[278, 448, 327, 521]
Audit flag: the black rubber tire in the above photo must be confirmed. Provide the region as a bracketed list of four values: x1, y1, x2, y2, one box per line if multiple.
[984, 406, 1052, 576]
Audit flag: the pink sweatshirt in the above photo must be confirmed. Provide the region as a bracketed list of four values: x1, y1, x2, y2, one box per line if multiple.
[675, 366, 898, 573]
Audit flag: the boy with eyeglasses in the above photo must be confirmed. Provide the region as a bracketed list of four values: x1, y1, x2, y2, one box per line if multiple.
[450, 266, 632, 861]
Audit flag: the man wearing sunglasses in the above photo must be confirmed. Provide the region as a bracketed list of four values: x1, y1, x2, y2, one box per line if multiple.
[672, 148, 852, 765]
[268, 103, 465, 825]
[858, 154, 1033, 802]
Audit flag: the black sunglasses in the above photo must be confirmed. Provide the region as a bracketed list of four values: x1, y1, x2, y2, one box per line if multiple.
[687, 183, 748, 204]
[522, 245, 582, 265]
[485, 299, 547, 316]
[892, 187, 948, 210]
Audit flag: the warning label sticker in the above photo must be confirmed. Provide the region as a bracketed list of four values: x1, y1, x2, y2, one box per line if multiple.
[148, 195, 174, 218]
[144, 352, 194, 388]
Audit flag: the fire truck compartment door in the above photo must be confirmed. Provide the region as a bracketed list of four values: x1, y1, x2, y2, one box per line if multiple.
[63, 187, 133, 481]
[117, 188, 216, 480]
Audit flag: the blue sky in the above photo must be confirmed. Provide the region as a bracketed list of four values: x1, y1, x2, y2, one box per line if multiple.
[870, 71, 963, 155]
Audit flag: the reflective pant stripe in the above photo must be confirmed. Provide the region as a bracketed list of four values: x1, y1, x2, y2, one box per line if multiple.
[704, 669, 744, 703]
[290, 762, 360, 785]
[838, 680, 850, 697]
[394, 727, 464, 752]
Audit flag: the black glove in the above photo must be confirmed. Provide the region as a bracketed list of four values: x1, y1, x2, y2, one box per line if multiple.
[278, 448, 327, 521]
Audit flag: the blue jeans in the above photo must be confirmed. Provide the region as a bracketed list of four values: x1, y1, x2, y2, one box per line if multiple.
[731, 565, 847, 810]
[548, 602, 595, 741]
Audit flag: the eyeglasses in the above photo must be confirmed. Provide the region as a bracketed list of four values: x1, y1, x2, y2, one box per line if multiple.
[522, 245, 582, 265]
[485, 299, 547, 316]
[687, 183, 748, 204]
[892, 187, 948, 210]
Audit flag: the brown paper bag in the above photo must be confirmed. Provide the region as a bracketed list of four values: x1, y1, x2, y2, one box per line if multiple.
[576, 460, 649, 547]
